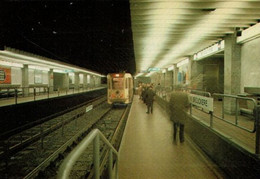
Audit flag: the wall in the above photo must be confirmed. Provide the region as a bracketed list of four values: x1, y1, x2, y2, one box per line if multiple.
[53, 73, 68, 90]
[240, 37, 260, 93]
[191, 58, 224, 94]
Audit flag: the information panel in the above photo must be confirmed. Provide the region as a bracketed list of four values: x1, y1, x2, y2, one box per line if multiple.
[189, 94, 213, 112]
[0, 67, 11, 84]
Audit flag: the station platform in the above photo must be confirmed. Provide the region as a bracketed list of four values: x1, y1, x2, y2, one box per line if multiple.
[119, 95, 225, 178]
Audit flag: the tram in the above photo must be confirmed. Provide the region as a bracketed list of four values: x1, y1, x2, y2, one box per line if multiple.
[107, 73, 134, 104]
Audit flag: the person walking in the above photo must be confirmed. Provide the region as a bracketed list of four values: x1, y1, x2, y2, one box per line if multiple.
[145, 86, 155, 114]
[168, 88, 189, 143]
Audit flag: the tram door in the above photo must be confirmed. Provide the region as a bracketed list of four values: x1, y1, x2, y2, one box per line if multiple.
[203, 64, 219, 94]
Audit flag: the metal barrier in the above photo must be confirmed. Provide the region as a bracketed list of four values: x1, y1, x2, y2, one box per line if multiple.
[190, 90, 211, 97]
[57, 129, 118, 179]
[212, 93, 257, 133]
[0, 86, 106, 106]
[189, 92, 260, 154]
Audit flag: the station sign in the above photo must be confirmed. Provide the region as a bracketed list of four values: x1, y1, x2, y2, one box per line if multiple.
[189, 94, 213, 112]
[148, 67, 160, 72]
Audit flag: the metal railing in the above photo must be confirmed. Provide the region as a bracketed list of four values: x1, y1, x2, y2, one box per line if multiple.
[212, 93, 257, 133]
[57, 129, 118, 179]
[0, 85, 106, 106]
[189, 92, 260, 154]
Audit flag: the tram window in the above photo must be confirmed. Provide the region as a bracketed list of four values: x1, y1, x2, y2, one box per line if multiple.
[112, 78, 124, 89]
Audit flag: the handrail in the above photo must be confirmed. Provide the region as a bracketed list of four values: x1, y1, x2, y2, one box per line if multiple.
[57, 129, 118, 179]
[190, 92, 260, 154]
[191, 90, 211, 97]
[213, 93, 257, 133]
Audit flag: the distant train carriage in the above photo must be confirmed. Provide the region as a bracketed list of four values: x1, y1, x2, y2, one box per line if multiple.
[107, 73, 134, 104]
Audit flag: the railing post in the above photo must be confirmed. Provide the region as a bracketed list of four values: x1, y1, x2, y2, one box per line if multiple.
[255, 105, 260, 154]
[235, 98, 238, 125]
[210, 111, 213, 128]
[15, 89, 18, 104]
[93, 135, 100, 179]
[34, 87, 36, 101]
[109, 149, 113, 179]
[222, 96, 224, 119]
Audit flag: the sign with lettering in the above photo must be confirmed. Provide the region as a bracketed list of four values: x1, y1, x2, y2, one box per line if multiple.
[86, 105, 93, 113]
[189, 94, 213, 111]
[0, 67, 11, 84]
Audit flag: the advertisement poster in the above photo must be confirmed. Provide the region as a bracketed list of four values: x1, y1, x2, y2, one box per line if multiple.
[34, 70, 43, 84]
[0, 67, 11, 84]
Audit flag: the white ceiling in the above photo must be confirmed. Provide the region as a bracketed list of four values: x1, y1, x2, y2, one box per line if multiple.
[129, 0, 260, 74]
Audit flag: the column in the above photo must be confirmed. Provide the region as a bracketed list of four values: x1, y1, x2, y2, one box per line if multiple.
[74, 72, 79, 91]
[83, 74, 87, 90]
[64, 73, 69, 91]
[224, 33, 241, 114]
[173, 64, 178, 88]
[48, 69, 54, 93]
[22, 64, 29, 96]
[187, 57, 193, 87]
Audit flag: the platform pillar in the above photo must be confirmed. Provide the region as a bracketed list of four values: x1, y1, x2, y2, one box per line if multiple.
[173, 64, 178, 88]
[74, 72, 79, 91]
[224, 33, 241, 114]
[48, 69, 54, 93]
[22, 64, 29, 96]
[83, 74, 87, 90]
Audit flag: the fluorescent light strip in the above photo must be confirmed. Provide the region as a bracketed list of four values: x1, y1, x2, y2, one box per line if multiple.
[28, 65, 50, 71]
[0, 59, 24, 68]
[1, 50, 102, 77]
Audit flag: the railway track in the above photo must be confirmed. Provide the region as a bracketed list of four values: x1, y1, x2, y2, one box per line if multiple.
[0, 96, 130, 178]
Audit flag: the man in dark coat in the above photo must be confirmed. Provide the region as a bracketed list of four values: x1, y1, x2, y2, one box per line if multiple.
[168, 89, 189, 142]
[145, 86, 155, 114]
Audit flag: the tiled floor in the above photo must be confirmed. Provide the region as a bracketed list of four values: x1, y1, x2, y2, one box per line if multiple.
[119, 95, 224, 179]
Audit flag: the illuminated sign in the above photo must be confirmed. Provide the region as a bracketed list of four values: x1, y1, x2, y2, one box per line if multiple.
[0, 67, 11, 84]
[148, 67, 160, 72]
[194, 40, 224, 60]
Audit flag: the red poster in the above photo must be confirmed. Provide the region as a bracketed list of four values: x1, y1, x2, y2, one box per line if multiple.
[0, 67, 11, 84]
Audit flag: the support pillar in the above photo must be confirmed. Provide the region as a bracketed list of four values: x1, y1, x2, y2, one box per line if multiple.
[224, 33, 241, 114]
[22, 64, 29, 96]
[173, 64, 178, 88]
[48, 69, 54, 93]
[187, 57, 193, 87]
[83, 74, 87, 90]
[74, 72, 79, 91]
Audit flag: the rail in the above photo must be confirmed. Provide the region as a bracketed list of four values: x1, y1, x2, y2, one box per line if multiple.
[57, 129, 118, 179]
[189, 92, 260, 154]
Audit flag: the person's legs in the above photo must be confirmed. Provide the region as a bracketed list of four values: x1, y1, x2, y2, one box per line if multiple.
[173, 122, 178, 141]
[151, 102, 153, 113]
[146, 105, 149, 113]
[179, 124, 184, 143]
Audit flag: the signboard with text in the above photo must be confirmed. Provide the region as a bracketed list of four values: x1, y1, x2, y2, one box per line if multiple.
[0, 67, 11, 84]
[189, 94, 213, 112]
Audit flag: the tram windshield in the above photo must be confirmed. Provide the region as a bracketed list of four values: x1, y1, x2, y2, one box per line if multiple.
[112, 78, 124, 89]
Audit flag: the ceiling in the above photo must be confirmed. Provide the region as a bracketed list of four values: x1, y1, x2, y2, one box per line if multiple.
[129, 0, 260, 74]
